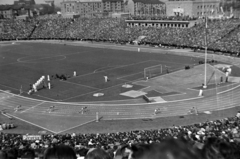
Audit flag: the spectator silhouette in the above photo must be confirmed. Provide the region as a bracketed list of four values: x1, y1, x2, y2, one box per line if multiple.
[0, 150, 7, 159]
[44, 145, 77, 159]
[129, 139, 202, 159]
[85, 148, 112, 159]
[20, 148, 35, 159]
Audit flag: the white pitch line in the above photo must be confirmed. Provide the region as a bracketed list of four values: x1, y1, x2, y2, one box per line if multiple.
[17, 55, 66, 63]
[0, 50, 89, 67]
[21, 101, 45, 113]
[93, 65, 120, 73]
[60, 80, 100, 90]
[117, 71, 143, 80]
[151, 59, 189, 66]
[140, 86, 151, 91]
[69, 60, 155, 79]
[5, 113, 57, 134]
[150, 68, 185, 81]
[17, 51, 89, 63]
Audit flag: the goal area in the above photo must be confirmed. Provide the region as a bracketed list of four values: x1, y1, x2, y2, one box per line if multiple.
[144, 64, 162, 79]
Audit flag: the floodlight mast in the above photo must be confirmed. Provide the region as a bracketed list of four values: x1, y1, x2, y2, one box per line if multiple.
[203, 15, 208, 89]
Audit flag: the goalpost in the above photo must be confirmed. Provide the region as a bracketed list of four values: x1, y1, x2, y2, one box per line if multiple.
[144, 64, 163, 79]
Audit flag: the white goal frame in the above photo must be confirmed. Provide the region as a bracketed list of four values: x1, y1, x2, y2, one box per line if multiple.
[144, 64, 162, 79]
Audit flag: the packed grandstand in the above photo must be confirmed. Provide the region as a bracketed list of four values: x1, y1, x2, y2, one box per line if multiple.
[1, 15, 240, 159]
[1, 15, 240, 54]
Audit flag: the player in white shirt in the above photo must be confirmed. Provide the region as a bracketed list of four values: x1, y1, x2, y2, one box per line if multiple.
[104, 76, 109, 82]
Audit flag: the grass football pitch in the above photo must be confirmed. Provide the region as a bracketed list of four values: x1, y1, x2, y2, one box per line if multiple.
[0, 42, 200, 102]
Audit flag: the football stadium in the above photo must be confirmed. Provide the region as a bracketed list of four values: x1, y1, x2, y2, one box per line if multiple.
[2, 4, 240, 159]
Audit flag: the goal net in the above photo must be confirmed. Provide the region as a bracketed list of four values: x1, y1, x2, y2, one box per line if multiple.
[144, 64, 162, 79]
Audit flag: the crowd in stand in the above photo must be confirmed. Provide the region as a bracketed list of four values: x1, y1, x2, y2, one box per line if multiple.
[1, 113, 240, 158]
[1, 16, 240, 55]
[0, 19, 37, 39]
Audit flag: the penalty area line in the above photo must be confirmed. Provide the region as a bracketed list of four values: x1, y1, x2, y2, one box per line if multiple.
[70, 60, 154, 79]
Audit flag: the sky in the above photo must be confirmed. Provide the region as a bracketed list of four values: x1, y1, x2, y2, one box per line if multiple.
[0, 0, 62, 6]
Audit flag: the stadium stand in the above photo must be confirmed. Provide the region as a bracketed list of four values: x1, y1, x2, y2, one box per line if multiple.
[0, 115, 240, 158]
[0, 17, 240, 56]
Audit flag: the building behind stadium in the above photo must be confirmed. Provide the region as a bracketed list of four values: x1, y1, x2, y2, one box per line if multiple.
[0, 0, 221, 19]
[60, 0, 221, 18]
[0, 0, 55, 19]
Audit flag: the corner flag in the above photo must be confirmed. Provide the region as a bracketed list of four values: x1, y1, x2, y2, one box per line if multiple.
[19, 85, 23, 95]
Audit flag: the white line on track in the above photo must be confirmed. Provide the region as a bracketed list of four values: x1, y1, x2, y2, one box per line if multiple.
[187, 82, 239, 92]
[34, 94, 59, 101]
[167, 96, 204, 103]
[55, 119, 97, 134]
[21, 101, 45, 113]
[5, 113, 57, 134]
[164, 92, 186, 97]
[217, 84, 240, 95]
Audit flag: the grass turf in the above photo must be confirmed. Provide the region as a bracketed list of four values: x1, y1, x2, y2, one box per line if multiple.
[0, 42, 200, 102]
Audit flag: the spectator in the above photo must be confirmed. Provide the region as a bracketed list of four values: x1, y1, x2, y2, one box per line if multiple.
[44, 145, 77, 159]
[0, 150, 7, 159]
[19, 148, 35, 159]
[85, 148, 112, 159]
